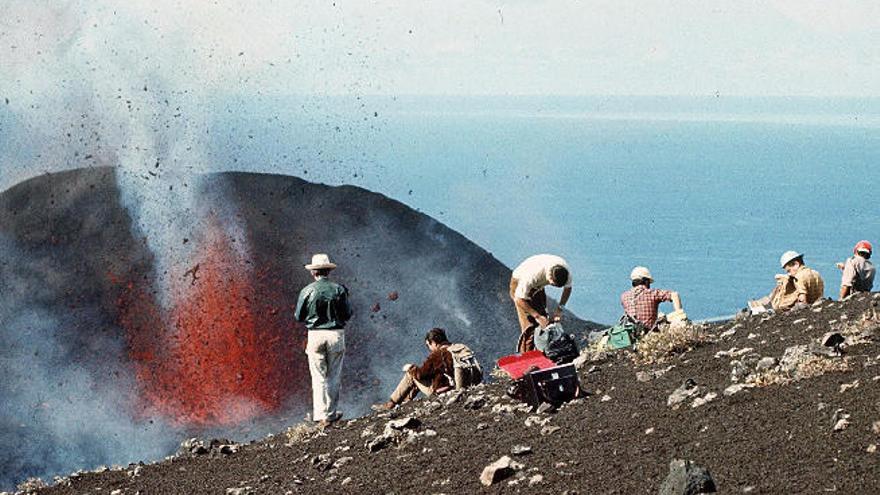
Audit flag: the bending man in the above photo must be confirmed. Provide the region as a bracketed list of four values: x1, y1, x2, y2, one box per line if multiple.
[510, 254, 572, 353]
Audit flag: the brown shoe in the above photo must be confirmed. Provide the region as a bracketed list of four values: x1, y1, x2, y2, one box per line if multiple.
[370, 400, 396, 412]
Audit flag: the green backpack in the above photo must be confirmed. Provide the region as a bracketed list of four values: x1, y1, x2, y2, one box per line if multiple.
[607, 315, 647, 350]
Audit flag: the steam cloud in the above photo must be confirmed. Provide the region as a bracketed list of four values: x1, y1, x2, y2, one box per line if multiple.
[0, 234, 176, 489]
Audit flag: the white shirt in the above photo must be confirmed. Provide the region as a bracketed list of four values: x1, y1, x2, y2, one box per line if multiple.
[512, 254, 572, 299]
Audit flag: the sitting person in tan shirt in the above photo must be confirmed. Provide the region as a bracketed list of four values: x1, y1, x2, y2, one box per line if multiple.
[770, 251, 825, 312]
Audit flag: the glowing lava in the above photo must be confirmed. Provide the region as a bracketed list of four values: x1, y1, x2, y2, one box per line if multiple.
[116, 217, 302, 427]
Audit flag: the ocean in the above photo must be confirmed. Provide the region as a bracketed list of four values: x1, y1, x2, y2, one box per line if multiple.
[206, 95, 880, 325]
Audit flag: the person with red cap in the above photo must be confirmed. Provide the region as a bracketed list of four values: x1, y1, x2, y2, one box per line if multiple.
[836, 241, 875, 300]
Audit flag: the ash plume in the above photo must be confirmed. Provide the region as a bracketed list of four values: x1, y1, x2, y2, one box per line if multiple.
[0, 233, 176, 490]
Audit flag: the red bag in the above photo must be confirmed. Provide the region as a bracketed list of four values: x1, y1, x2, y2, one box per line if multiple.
[497, 351, 556, 380]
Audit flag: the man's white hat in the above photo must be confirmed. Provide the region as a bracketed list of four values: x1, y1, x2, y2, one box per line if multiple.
[630, 266, 653, 282]
[779, 250, 803, 268]
[305, 253, 337, 270]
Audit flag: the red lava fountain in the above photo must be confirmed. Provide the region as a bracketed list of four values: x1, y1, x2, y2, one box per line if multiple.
[116, 217, 301, 427]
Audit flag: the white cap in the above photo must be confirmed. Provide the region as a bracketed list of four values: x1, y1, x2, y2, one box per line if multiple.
[779, 251, 802, 268]
[630, 266, 653, 282]
[305, 253, 337, 270]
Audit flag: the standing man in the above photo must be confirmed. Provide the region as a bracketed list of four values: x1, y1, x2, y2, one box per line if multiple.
[836, 240, 875, 300]
[621, 266, 686, 331]
[295, 253, 352, 427]
[510, 254, 572, 353]
[771, 251, 825, 312]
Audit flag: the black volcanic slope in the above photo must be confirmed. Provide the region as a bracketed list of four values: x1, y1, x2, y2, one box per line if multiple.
[0, 167, 596, 490]
[33, 293, 880, 495]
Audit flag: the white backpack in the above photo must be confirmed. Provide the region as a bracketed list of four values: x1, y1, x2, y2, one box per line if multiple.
[446, 343, 483, 389]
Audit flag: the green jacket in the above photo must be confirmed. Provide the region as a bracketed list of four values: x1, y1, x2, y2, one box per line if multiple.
[295, 277, 352, 330]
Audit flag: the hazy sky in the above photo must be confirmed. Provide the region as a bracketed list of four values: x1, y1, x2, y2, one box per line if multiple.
[2, 0, 880, 99]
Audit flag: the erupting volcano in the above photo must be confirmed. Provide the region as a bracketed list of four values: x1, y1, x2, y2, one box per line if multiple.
[0, 167, 595, 489]
[116, 215, 302, 427]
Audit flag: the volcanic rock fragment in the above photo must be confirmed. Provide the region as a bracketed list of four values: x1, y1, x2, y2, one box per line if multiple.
[366, 435, 393, 453]
[385, 416, 421, 433]
[667, 379, 701, 409]
[833, 409, 851, 432]
[839, 379, 859, 393]
[463, 394, 486, 410]
[691, 392, 718, 408]
[511, 445, 532, 456]
[723, 383, 754, 397]
[756, 357, 778, 371]
[659, 459, 717, 495]
[311, 454, 333, 471]
[480, 455, 521, 486]
[541, 425, 561, 436]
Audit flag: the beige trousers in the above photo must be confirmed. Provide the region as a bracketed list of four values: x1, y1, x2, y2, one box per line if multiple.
[305, 329, 345, 421]
[389, 371, 434, 404]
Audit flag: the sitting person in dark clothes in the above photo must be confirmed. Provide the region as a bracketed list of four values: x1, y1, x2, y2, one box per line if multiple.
[372, 328, 454, 411]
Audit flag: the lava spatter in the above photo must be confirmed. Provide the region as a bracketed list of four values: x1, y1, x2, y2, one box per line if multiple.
[115, 217, 302, 427]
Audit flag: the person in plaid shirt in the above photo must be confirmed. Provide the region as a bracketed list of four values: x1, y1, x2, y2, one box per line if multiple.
[620, 266, 685, 330]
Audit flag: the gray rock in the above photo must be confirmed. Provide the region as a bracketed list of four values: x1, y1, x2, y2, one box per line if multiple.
[729, 360, 749, 383]
[386, 416, 421, 431]
[779, 345, 811, 373]
[667, 379, 701, 408]
[366, 435, 393, 453]
[541, 425, 562, 436]
[511, 445, 532, 456]
[723, 383, 753, 397]
[756, 357, 778, 371]
[833, 418, 851, 432]
[480, 455, 519, 486]
[536, 402, 555, 414]
[659, 459, 717, 495]
[691, 392, 718, 408]
[444, 390, 465, 406]
[311, 454, 334, 471]
[463, 395, 486, 410]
